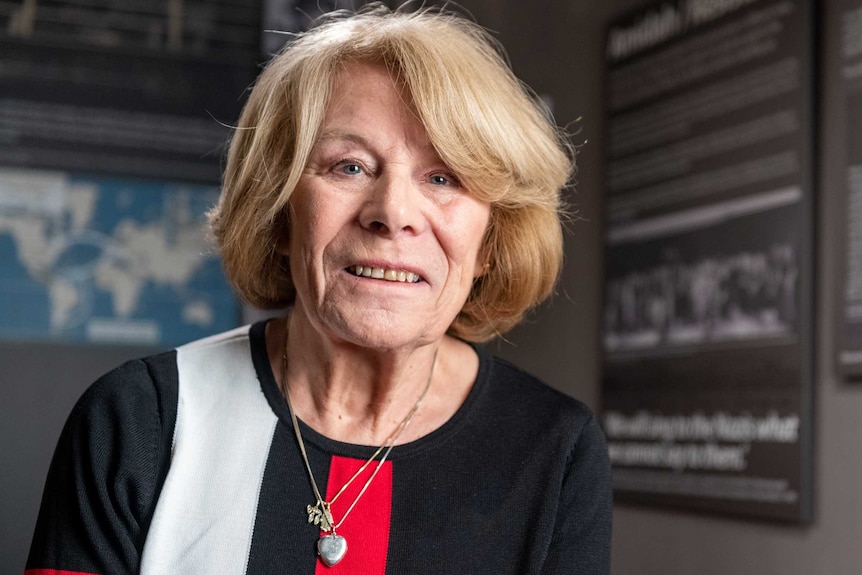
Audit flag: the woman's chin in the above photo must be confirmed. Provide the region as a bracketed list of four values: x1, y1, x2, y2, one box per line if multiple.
[321, 312, 444, 352]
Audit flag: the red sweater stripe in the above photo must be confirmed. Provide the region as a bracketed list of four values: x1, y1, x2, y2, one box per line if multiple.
[314, 455, 392, 573]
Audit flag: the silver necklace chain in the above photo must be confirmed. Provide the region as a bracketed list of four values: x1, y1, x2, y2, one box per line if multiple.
[279, 330, 435, 565]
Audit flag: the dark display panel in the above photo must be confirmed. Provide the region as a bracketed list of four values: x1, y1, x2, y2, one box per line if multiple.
[830, 0, 862, 380]
[1, 0, 261, 183]
[602, 0, 814, 521]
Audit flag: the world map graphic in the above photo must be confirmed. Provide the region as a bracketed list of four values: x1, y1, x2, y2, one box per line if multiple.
[0, 168, 238, 346]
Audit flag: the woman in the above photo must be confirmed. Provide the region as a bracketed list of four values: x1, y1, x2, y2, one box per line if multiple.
[26, 6, 612, 574]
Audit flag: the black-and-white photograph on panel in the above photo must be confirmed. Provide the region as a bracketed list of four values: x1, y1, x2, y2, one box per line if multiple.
[601, 0, 814, 522]
[828, 0, 862, 380]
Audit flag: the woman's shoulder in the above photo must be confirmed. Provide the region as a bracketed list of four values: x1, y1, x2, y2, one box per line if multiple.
[78, 323, 259, 424]
[470, 346, 604, 448]
[479, 348, 594, 416]
[61, 351, 181, 471]
[28, 350, 183, 574]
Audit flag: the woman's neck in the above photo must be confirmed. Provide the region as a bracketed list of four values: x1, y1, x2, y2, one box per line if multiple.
[267, 313, 477, 446]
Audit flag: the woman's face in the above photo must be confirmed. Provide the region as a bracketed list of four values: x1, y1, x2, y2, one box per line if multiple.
[286, 62, 491, 351]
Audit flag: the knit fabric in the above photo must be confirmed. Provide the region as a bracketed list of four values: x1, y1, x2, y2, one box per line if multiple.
[27, 321, 612, 574]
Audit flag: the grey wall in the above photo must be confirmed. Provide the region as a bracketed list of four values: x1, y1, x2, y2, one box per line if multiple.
[1, 342, 160, 573]
[5, 1, 862, 574]
[482, 0, 862, 574]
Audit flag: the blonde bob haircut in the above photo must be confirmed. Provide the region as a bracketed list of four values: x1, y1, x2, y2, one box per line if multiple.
[209, 4, 573, 342]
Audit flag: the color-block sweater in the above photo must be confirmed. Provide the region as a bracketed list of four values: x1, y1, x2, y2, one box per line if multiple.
[27, 321, 612, 575]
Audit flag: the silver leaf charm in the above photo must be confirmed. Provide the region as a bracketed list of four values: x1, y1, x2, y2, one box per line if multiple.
[307, 503, 333, 531]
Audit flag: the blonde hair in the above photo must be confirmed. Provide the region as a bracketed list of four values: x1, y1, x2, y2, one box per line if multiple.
[209, 4, 573, 342]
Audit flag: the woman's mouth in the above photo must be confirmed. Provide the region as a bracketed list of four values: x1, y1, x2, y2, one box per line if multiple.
[347, 265, 422, 283]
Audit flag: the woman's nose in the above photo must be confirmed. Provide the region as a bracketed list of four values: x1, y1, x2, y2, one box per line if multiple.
[358, 171, 426, 236]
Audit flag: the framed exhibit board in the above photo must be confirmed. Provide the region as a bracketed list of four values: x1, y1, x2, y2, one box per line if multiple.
[601, 0, 814, 521]
[827, 0, 862, 380]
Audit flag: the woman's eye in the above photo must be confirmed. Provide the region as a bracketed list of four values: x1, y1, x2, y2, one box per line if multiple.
[430, 173, 459, 186]
[339, 163, 363, 175]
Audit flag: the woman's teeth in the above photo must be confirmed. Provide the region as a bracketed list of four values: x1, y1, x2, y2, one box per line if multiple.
[349, 265, 420, 283]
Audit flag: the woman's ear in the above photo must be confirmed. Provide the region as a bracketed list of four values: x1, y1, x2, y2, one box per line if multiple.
[276, 204, 293, 256]
[277, 237, 290, 256]
[474, 261, 490, 279]
[474, 238, 491, 279]
[474, 248, 491, 278]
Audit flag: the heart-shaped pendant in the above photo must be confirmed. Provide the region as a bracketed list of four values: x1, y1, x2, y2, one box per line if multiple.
[317, 533, 348, 567]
